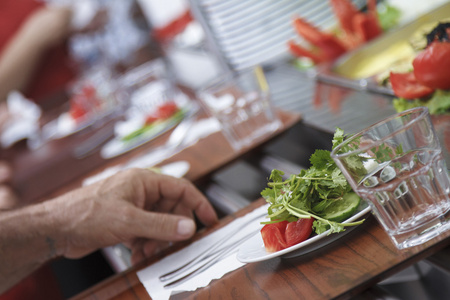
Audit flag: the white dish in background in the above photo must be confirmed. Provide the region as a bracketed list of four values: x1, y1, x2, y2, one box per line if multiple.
[100, 85, 195, 159]
[100, 115, 183, 159]
[159, 160, 190, 178]
[236, 202, 371, 263]
[100, 101, 196, 159]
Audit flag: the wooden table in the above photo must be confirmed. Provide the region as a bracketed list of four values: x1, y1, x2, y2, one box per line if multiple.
[67, 110, 450, 300]
[70, 198, 450, 300]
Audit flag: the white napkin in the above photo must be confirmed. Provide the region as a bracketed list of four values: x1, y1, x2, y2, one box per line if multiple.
[137, 204, 269, 300]
[0, 91, 42, 148]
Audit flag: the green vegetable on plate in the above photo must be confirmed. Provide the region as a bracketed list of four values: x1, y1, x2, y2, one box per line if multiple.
[261, 128, 365, 235]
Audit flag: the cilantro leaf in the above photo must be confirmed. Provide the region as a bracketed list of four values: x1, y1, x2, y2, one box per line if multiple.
[310, 149, 331, 169]
[269, 169, 284, 183]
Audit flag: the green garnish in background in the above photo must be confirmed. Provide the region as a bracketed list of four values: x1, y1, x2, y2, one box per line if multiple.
[393, 90, 450, 115]
[377, 3, 402, 32]
[261, 128, 365, 235]
[121, 109, 185, 142]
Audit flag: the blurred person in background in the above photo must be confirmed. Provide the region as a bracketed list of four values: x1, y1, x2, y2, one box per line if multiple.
[0, 0, 107, 105]
[0, 2, 109, 298]
[0, 0, 107, 207]
[0, 169, 218, 299]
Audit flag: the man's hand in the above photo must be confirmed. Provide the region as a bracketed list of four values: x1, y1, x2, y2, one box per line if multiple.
[49, 169, 218, 264]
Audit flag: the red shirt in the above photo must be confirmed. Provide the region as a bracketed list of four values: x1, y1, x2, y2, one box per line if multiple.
[0, 0, 76, 103]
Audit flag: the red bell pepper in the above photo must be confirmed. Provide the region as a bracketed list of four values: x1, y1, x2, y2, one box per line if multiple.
[289, 0, 382, 64]
[290, 17, 347, 63]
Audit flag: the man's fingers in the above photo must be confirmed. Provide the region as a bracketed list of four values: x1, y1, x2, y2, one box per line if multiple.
[0, 185, 18, 210]
[139, 172, 218, 226]
[0, 161, 12, 183]
[125, 208, 197, 242]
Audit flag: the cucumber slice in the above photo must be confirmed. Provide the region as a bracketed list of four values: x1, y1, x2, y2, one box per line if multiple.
[321, 192, 361, 223]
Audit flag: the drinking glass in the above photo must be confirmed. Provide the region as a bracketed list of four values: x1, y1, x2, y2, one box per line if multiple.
[197, 67, 281, 151]
[331, 107, 450, 249]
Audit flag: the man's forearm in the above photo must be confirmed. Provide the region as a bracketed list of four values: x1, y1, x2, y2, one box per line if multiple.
[0, 202, 63, 294]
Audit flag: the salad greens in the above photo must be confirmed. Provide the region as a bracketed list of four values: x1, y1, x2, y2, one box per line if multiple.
[393, 89, 450, 115]
[261, 128, 364, 235]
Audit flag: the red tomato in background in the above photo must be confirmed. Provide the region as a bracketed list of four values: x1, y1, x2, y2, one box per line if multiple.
[261, 218, 314, 252]
[69, 95, 89, 121]
[144, 102, 179, 125]
[70, 103, 87, 120]
[144, 115, 158, 125]
[390, 72, 434, 99]
[81, 84, 97, 98]
[413, 42, 450, 90]
[156, 102, 178, 119]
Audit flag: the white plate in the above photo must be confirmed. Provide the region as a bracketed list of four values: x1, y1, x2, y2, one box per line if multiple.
[100, 105, 195, 159]
[236, 202, 371, 263]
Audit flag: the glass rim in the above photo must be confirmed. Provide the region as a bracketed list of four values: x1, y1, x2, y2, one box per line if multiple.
[330, 106, 430, 158]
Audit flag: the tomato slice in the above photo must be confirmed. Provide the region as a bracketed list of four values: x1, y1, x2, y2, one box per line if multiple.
[390, 72, 435, 99]
[413, 42, 450, 90]
[261, 218, 314, 252]
[261, 221, 288, 252]
[285, 218, 314, 247]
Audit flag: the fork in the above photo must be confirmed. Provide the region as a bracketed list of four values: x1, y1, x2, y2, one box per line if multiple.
[163, 229, 260, 289]
[159, 210, 267, 286]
